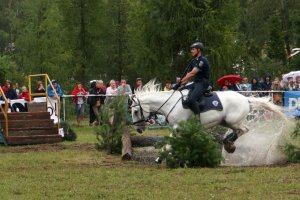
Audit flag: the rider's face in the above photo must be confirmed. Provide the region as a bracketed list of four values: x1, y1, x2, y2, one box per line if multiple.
[191, 48, 200, 57]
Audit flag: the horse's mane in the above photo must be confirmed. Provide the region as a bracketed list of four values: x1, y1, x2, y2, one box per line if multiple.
[135, 79, 162, 97]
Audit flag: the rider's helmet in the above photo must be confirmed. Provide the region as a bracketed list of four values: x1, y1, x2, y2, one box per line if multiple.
[190, 42, 204, 51]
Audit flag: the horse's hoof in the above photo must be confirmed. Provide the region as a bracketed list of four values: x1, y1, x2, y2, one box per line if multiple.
[137, 128, 143, 134]
[155, 157, 162, 164]
[224, 143, 236, 153]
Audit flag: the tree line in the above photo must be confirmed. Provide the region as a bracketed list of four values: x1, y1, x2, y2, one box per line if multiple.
[0, 0, 300, 91]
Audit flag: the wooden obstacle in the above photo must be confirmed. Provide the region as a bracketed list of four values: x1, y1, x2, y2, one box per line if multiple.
[121, 129, 164, 161]
[0, 112, 62, 145]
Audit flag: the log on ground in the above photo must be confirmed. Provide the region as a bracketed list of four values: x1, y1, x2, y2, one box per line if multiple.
[132, 146, 159, 164]
[121, 128, 132, 160]
[131, 136, 164, 147]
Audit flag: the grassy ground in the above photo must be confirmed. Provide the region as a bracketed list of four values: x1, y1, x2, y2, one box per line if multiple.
[0, 119, 299, 200]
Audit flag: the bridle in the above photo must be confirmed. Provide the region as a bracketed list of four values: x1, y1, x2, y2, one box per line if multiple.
[130, 90, 184, 125]
[130, 96, 149, 125]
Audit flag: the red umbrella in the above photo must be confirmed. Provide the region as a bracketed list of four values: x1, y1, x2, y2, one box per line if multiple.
[217, 75, 241, 86]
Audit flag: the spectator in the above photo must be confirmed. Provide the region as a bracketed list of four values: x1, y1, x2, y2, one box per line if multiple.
[239, 77, 252, 91]
[4, 80, 18, 100]
[163, 80, 172, 91]
[232, 81, 240, 91]
[251, 77, 263, 97]
[88, 80, 106, 126]
[15, 83, 20, 95]
[2, 80, 12, 93]
[71, 83, 87, 126]
[18, 86, 30, 101]
[237, 77, 251, 96]
[251, 77, 262, 91]
[271, 77, 283, 105]
[261, 74, 272, 91]
[283, 77, 294, 91]
[133, 77, 143, 93]
[221, 85, 229, 91]
[34, 81, 46, 95]
[117, 79, 132, 96]
[220, 80, 234, 91]
[293, 76, 300, 91]
[47, 80, 63, 100]
[105, 80, 118, 104]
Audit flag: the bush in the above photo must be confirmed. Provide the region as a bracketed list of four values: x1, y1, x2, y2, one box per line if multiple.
[285, 122, 300, 163]
[160, 116, 222, 168]
[60, 121, 77, 141]
[96, 96, 127, 154]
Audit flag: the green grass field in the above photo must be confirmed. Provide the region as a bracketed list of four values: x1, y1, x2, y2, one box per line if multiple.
[0, 120, 299, 200]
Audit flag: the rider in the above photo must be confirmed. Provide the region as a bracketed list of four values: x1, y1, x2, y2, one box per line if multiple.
[173, 42, 210, 115]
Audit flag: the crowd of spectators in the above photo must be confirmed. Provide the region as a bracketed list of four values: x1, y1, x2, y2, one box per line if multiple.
[0, 79, 63, 111]
[217, 74, 300, 105]
[219, 75, 300, 92]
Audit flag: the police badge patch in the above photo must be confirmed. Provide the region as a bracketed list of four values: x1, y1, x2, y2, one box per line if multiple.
[212, 100, 219, 107]
[199, 61, 204, 67]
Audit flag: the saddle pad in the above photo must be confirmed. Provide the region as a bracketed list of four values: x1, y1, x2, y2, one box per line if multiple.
[200, 92, 223, 113]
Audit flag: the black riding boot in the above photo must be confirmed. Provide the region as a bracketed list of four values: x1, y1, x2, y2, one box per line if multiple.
[190, 101, 200, 115]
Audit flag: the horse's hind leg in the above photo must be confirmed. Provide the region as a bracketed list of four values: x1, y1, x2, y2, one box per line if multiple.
[223, 123, 249, 153]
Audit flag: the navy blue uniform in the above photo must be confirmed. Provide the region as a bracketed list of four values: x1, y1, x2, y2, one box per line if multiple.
[186, 56, 210, 81]
[184, 56, 210, 114]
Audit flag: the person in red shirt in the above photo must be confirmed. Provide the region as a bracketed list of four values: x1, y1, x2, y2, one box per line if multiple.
[18, 86, 30, 102]
[2, 80, 11, 93]
[71, 83, 88, 126]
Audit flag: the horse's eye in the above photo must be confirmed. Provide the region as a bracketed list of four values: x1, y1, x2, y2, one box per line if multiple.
[134, 110, 138, 114]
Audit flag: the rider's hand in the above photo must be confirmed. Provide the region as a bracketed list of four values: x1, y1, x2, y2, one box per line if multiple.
[172, 83, 181, 90]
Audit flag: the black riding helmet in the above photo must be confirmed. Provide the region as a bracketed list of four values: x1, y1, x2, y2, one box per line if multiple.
[190, 42, 204, 51]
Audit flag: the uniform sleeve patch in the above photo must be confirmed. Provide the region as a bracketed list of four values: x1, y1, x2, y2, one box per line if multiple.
[198, 61, 204, 68]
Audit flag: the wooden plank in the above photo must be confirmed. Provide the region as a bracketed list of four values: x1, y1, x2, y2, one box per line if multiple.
[6, 134, 62, 145]
[27, 102, 47, 112]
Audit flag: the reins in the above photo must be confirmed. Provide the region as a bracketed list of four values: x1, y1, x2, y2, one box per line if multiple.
[131, 90, 185, 125]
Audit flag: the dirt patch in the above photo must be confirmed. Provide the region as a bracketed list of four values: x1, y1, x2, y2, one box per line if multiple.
[0, 143, 96, 153]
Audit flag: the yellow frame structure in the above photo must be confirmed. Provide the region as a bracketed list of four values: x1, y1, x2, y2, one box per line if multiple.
[0, 87, 9, 137]
[28, 74, 60, 131]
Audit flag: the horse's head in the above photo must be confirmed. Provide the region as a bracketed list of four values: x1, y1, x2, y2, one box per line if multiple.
[130, 95, 148, 133]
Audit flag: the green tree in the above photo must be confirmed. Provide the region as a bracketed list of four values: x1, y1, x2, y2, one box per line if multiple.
[267, 12, 287, 63]
[13, 0, 73, 85]
[127, 0, 241, 82]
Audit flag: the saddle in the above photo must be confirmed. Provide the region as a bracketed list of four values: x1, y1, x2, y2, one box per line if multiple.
[182, 91, 223, 113]
[198, 92, 223, 113]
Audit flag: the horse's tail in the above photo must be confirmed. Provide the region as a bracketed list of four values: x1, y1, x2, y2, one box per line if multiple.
[247, 97, 288, 122]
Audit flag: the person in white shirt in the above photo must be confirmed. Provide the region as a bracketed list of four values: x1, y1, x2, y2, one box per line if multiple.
[105, 80, 118, 104]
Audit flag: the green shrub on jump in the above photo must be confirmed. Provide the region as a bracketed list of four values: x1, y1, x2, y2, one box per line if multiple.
[96, 96, 127, 154]
[285, 121, 300, 163]
[160, 116, 222, 168]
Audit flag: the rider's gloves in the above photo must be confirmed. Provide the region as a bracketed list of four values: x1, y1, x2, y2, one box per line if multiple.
[172, 83, 181, 90]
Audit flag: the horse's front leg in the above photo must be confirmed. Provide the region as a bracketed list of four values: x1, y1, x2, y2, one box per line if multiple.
[155, 144, 172, 164]
[155, 124, 178, 164]
[223, 124, 249, 153]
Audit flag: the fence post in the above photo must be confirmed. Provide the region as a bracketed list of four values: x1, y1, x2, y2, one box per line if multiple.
[63, 97, 66, 122]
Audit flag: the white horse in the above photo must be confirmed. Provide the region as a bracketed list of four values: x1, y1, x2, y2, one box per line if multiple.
[130, 81, 286, 153]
